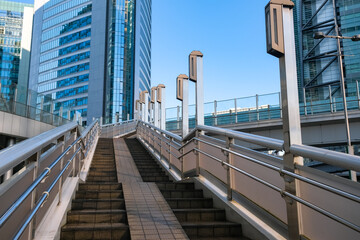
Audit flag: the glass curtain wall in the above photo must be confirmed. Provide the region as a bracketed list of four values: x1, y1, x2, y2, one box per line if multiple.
[105, 0, 135, 123]
[0, 1, 32, 101]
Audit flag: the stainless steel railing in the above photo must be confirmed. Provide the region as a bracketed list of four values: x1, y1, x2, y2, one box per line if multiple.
[0, 120, 100, 240]
[101, 119, 137, 138]
[137, 121, 360, 239]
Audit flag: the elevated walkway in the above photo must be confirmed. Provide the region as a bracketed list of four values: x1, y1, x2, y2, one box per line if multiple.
[0, 120, 359, 240]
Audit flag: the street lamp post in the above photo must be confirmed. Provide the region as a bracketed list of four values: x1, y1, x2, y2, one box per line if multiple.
[312, 1, 360, 181]
[176, 74, 189, 137]
[265, 1, 303, 238]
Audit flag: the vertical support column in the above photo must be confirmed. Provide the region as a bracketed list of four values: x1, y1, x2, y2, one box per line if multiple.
[280, 5, 303, 239]
[4, 138, 15, 180]
[151, 87, 157, 124]
[116, 112, 120, 122]
[189, 51, 204, 126]
[154, 93, 159, 128]
[177, 106, 180, 130]
[29, 150, 41, 239]
[177, 75, 189, 137]
[331, 0, 356, 181]
[157, 84, 166, 130]
[67, 110, 71, 120]
[278, 92, 282, 119]
[265, 1, 303, 238]
[144, 91, 149, 123]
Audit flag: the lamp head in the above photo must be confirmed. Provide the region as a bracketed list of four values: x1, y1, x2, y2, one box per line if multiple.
[313, 32, 325, 39]
[351, 34, 360, 42]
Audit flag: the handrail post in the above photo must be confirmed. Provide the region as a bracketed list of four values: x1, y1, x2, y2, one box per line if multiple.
[168, 137, 172, 170]
[256, 94, 259, 121]
[195, 130, 201, 176]
[58, 141, 65, 205]
[234, 98, 238, 123]
[356, 80, 360, 110]
[329, 85, 333, 113]
[303, 88, 307, 115]
[214, 100, 217, 126]
[225, 137, 234, 201]
[29, 150, 41, 239]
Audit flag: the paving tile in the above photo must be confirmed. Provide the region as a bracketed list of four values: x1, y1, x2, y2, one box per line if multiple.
[123, 182, 189, 240]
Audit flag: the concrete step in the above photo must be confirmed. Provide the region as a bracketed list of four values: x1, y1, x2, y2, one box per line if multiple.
[156, 182, 195, 190]
[79, 183, 122, 191]
[61, 223, 129, 240]
[166, 198, 213, 209]
[182, 221, 242, 238]
[71, 199, 125, 210]
[75, 190, 123, 199]
[66, 209, 127, 224]
[86, 176, 118, 182]
[161, 189, 203, 198]
[141, 175, 170, 182]
[174, 209, 226, 222]
[140, 171, 168, 177]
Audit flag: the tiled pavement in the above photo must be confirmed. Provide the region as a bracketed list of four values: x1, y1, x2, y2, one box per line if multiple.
[123, 182, 188, 240]
[113, 138, 142, 183]
[113, 138, 189, 240]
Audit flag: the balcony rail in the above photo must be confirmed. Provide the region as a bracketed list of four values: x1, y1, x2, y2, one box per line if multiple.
[0, 120, 100, 240]
[137, 120, 360, 239]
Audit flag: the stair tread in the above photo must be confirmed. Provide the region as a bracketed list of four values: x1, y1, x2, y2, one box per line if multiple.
[73, 199, 124, 202]
[68, 209, 126, 214]
[62, 223, 128, 231]
[173, 208, 224, 212]
[182, 221, 241, 227]
[76, 190, 123, 193]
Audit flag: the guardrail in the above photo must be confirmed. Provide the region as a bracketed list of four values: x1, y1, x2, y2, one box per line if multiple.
[0, 97, 71, 127]
[0, 120, 100, 240]
[101, 119, 137, 138]
[137, 121, 360, 239]
[166, 93, 360, 131]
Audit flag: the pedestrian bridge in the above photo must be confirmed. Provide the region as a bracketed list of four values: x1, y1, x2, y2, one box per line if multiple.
[0, 120, 359, 240]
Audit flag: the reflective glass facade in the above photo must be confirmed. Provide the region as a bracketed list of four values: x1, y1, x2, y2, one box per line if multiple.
[30, 0, 151, 124]
[0, 1, 33, 100]
[294, 0, 360, 102]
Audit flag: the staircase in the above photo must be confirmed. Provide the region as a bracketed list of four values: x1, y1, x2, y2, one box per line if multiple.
[61, 138, 130, 240]
[125, 138, 243, 239]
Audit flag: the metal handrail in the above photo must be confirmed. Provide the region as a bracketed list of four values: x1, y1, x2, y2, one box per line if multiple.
[192, 137, 360, 203]
[0, 122, 78, 176]
[13, 147, 83, 240]
[0, 120, 99, 232]
[189, 147, 360, 233]
[137, 121, 360, 233]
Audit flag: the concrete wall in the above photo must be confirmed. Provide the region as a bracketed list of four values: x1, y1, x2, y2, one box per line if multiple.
[0, 111, 54, 139]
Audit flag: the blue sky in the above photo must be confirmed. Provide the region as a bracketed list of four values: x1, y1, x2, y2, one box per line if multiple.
[10, 0, 280, 108]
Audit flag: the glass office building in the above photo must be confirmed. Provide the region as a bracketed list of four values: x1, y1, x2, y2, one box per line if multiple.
[293, 0, 360, 102]
[29, 0, 151, 124]
[0, 1, 33, 102]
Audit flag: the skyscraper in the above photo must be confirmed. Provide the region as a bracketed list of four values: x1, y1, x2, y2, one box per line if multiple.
[29, 0, 151, 124]
[293, 0, 360, 103]
[0, 1, 33, 103]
